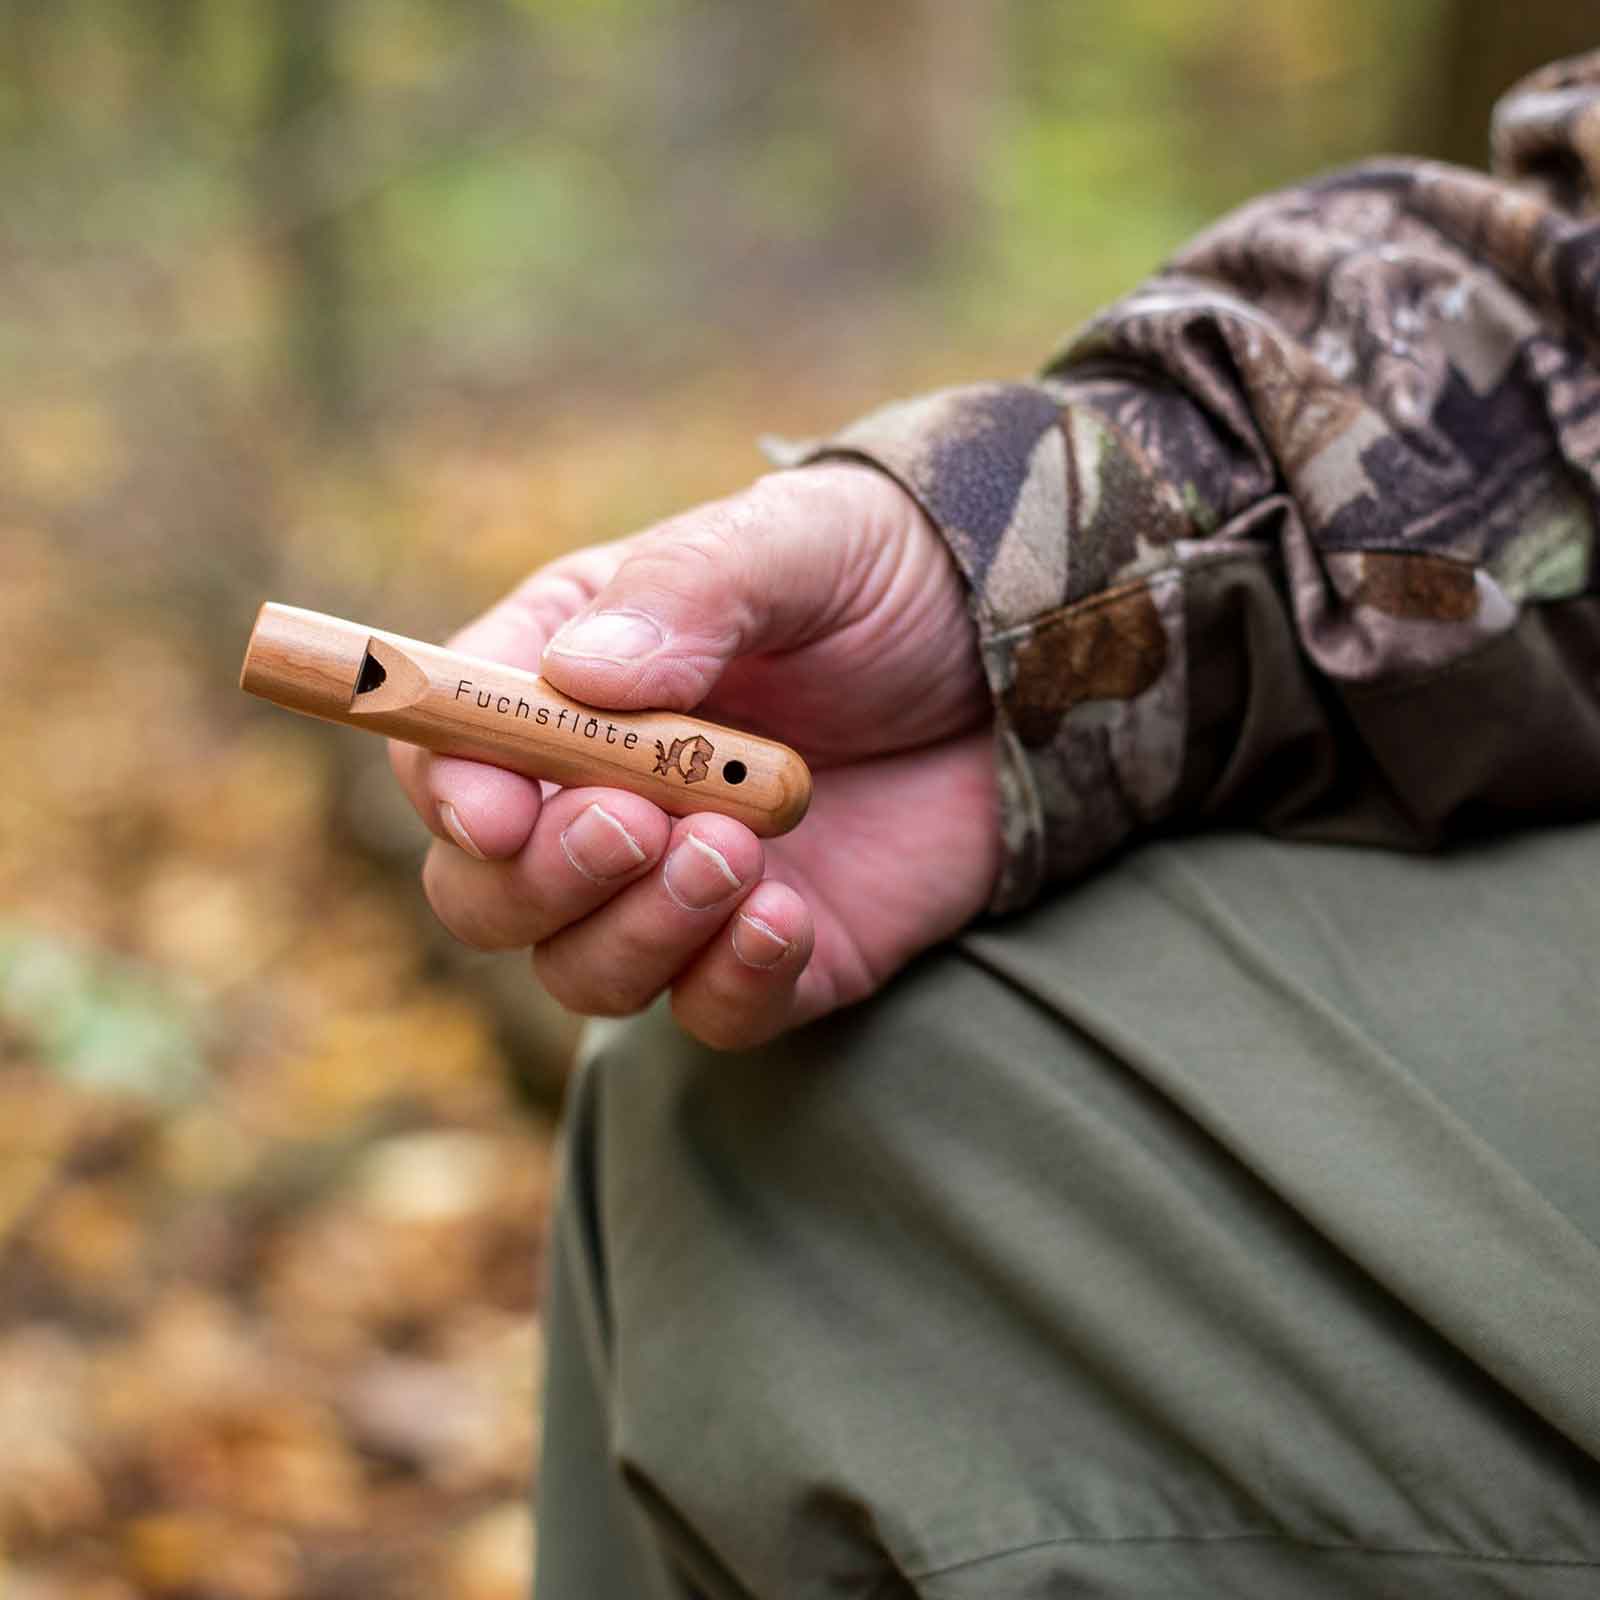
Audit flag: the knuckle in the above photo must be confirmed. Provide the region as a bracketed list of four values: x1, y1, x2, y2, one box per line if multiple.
[492, 869, 557, 946]
[753, 467, 833, 525]
[642, 485, 773, 589]
[422, 852, 508, 952]
[670, 987, 749, 1053]
[427, 897, 500, 953]
[533, 936, 661, 1018]
[432, 905, 502, 953]
[745, 468, 809, 514]
[638, 522, 741, 601]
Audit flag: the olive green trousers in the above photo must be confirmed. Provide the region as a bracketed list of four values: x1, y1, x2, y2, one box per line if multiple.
[535, 826, 1600, 1598]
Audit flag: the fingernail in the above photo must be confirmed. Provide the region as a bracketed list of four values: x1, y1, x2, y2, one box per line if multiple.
[561, 803, 647, 882]
[663, 834, 743, 911]
[546, 610, 663, 663]
[732, 913, 790, 969]
[439, 801, 487, 860]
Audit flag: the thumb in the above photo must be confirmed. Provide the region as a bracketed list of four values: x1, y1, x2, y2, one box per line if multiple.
[539, 464, 911, 711]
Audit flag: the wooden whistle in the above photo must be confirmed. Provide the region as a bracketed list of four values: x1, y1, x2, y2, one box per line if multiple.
[239, 603, 812, 836]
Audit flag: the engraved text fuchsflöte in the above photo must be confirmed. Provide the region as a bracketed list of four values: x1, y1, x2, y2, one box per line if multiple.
[454, 678, 639, 749]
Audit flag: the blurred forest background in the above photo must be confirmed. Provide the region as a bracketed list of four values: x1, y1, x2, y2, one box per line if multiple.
[1, 3, 1593, 1596]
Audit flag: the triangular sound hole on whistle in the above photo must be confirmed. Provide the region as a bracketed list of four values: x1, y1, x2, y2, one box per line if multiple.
[355, 650, 388, 695]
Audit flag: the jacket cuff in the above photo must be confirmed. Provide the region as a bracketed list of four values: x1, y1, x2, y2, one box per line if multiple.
[766, 381, 1195, 913]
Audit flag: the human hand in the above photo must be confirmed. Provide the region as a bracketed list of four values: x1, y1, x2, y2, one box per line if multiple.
[390, 462, 999, 1049]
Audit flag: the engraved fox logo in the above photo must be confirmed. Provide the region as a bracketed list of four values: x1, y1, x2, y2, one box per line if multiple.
[653, 734, 714, 784]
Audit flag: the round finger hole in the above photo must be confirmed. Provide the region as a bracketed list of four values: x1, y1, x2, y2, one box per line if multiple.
[722, 760, 747, 785]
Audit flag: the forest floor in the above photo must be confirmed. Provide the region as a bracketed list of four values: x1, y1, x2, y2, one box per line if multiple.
[1, 510, 561, 1600]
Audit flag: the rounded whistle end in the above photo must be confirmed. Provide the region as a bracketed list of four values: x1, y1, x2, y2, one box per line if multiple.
[240, 602, 372, 717]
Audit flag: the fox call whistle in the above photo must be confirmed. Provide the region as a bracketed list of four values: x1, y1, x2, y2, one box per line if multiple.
[239, 602, 811, 836]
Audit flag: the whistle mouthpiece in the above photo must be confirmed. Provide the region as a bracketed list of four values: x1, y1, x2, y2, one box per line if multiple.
[239, 602, 812, 837]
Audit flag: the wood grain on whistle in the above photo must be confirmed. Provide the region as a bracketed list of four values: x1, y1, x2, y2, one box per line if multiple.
[239, 603, 812, 836]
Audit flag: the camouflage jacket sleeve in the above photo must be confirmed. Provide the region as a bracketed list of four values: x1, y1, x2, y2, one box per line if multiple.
[780, 52, 1600, 913]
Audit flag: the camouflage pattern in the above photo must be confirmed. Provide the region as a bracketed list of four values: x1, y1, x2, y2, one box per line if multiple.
[788, 53, 1600, 912]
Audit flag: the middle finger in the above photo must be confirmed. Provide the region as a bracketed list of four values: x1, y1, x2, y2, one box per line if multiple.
[422, 785, 671, 951]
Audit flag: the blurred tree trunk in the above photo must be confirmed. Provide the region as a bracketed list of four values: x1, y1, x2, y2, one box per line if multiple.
[815, 0, 1001, 273]
[146, 0, 202, 72]
[142, 0, 203, 141]
[264, 0, 354, 429]
[1403, 0, 1600, 169]
[5, 0, 57, 133]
